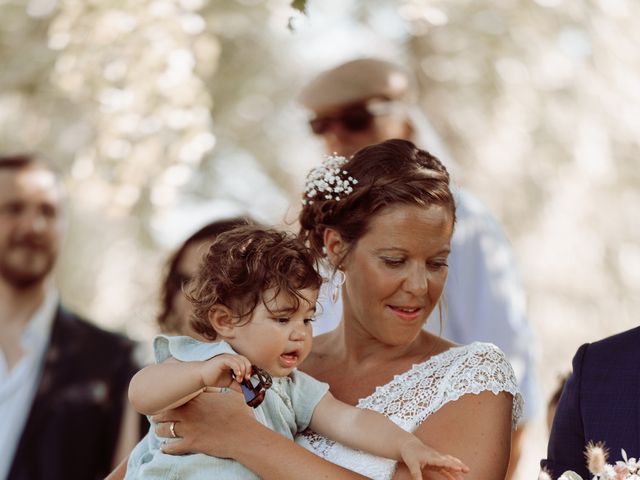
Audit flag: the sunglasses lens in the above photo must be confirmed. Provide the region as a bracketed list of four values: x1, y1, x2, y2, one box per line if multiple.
[341, 106, 373, 132]
[309, 104, 375, 135]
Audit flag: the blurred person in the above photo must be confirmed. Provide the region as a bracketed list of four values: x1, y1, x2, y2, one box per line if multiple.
[546, 374, 568, 432]
[541, 327, 640, 478]
[157, 217, 256, 336]
[298, 57, 540, 478]
[0, 154, 140, 480]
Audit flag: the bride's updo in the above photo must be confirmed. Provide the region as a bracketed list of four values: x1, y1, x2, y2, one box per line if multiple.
[298, 138, 456, 263]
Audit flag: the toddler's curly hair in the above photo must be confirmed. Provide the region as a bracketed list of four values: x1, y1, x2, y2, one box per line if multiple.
[187, 226, 322, 340]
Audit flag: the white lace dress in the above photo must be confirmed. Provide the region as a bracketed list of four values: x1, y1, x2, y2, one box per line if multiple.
[295, 342, 524, 479]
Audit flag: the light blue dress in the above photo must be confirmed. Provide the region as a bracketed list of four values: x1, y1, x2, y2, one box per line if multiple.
[125, 335, 329, 480]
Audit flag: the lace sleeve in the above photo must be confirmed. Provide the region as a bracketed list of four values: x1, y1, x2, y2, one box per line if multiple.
[360, 342, 524, 431]
[446, 342, 523, 428]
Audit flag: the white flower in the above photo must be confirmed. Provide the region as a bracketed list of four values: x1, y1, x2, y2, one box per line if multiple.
[302, 154, 358, 204]
[558, 471, 584, 480]
[553, 445, 640, 480]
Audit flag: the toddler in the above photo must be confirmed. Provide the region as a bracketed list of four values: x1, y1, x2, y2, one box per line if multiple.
[125, 226, 469, 480]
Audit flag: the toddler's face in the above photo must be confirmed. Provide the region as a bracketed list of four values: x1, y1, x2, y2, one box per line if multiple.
[230, 287, 318, 377]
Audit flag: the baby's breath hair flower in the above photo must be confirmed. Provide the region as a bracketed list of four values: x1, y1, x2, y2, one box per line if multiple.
[302, 153, 358, 205]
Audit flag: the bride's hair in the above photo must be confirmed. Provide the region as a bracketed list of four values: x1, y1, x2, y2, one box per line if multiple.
[298, 138, 456, 265]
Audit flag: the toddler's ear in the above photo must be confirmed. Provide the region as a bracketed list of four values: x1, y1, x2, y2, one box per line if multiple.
[208, 305, 236, 338]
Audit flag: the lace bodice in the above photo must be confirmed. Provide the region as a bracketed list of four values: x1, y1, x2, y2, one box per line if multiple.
[295, 342, 523, 479]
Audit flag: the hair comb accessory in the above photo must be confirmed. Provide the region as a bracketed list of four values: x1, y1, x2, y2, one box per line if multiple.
[233, 365, 273, 408]
[302, 154, 358, 205]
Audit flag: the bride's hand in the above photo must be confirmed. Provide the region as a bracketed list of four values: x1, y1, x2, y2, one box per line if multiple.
[152, 389, 254, 459]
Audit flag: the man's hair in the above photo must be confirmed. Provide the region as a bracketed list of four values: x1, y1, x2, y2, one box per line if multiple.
[187, 226, 322, 341]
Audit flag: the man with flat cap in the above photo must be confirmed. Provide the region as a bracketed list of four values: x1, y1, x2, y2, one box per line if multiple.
[298, 57, 539, 479]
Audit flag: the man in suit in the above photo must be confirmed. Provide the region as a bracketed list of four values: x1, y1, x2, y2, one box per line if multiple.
[0, 154, 141, 480]
[541, 326, 640, 478]
[298, 57, 540, 478]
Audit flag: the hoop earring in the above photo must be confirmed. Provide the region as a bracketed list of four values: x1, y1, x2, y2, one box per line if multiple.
[332, 269, 346, 304]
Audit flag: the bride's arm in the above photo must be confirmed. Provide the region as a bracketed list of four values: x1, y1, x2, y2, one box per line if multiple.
[155, 390, 369, 480]
[392, 390, 513, 480]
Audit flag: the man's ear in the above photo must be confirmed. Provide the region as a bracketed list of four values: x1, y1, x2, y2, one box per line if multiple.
[323, 228, 348, 269]
[208, 305, 236, 339]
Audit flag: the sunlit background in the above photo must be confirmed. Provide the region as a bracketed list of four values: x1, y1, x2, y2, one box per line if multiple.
[2, 0, 639, 477]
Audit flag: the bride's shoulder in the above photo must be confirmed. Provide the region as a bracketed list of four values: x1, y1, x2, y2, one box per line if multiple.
[414, 340, 522, 401]
[453, 341, 510, 360]
[427, 341, 524, 428]
[430, 340, 510, 364]
[417, 337, 510, 370]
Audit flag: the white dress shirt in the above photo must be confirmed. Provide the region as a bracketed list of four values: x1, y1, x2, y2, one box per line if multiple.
[0, 290, 58, 480]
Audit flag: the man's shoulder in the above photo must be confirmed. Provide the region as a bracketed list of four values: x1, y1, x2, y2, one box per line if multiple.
[585, 326, 640, 360]
[575, 326, 640, 382]
[54, 305, 136, 352]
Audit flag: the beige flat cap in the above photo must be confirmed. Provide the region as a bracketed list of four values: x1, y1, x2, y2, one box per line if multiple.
[298, 58, 416, 112]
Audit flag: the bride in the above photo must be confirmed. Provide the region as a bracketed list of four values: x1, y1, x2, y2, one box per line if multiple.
[151, 139, 523, 479]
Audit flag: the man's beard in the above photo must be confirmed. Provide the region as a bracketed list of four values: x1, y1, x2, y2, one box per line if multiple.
[0, 241, 56, 289]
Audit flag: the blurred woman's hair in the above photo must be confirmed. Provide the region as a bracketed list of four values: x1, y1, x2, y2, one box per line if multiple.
[547, 373, 570, 431]
[157, 217, 255, 333]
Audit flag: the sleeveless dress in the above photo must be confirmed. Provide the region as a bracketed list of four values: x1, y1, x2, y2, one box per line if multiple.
[295, 342, 523, 480]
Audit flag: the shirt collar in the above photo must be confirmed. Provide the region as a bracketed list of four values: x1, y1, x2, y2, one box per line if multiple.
[21, 289, 58, 351]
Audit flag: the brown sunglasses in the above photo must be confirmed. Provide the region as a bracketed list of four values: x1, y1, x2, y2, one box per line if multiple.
[235, 366, 273, 408]
[308, 98, 396, 135]
[309, 103, 374, 135]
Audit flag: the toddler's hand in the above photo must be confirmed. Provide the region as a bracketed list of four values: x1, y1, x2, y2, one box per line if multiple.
[400, 438, 469, 480]
[200, 353, 252, 388]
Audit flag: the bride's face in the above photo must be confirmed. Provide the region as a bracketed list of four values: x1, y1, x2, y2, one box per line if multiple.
[338, 203, 453, 345]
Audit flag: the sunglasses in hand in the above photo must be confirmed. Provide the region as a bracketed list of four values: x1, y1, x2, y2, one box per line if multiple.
[308, 98, 396, 135]
[232, 366, 273, 408]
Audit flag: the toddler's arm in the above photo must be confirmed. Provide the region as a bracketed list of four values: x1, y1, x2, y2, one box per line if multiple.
[309, 392, 469, 480]
[128, 353, 252, 415]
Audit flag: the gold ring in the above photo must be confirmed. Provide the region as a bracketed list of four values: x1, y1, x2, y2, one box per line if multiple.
[169, 421, 177, 438]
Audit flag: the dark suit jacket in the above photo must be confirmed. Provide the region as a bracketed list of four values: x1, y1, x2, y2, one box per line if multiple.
[8, 305, 140, 480]
[541, 326, 640, 478]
